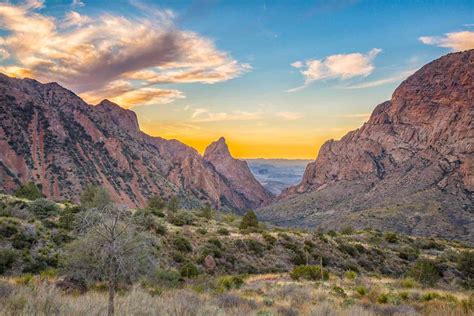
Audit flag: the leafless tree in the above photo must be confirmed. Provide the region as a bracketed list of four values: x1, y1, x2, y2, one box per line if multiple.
[63, 204, 156, 316]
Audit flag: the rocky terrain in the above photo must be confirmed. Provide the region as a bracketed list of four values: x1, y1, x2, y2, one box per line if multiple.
[259, 50, 474, 243]
[0, 75, 271, 211]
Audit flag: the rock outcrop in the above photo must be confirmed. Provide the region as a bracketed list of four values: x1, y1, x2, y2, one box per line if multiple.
[259, 50, 474, 242]
[0, 74, 270, 211]
[204, 137, 273, 210]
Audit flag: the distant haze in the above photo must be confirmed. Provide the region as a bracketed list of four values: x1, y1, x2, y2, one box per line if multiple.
[247, 159, 311, 195]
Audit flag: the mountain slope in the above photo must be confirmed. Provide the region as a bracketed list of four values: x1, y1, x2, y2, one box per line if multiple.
[0, 74, 270, 210]
[259, 50, 474, 242]
[204, 137, 273, 211]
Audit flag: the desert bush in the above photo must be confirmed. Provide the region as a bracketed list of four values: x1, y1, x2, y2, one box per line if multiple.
[207, 238, 223, 249]
[327, 230, 337, 237]
[290, 265, 329, 281]
[331, 286, 346, 298]
[167, 196, 179, 213]
[217, 227, 230, 235]
[79, 185, 111, 209]
[0, 217, 19, 238]
[341, 226, 354, 235]
[344, 270, 357, 280]
[172, 235, 192, 252]
[153, 268, 183, 288]
[197, 228, 207, 235]
[457, 251, 474, 284]
[399, 277, 418, 289]
[355, 285, 368, 296]
[153, 222, 167, 236]
[384, 232, 398, 243]
[146, 195, 165, 212]
[240, 210, 258, 230]
[14, 182, 43, 200]
[180, 262, 199, 278]
[167, 211, 195, 226]
[408, 259, 441, 286]
[28, 199, 60, 219]
[216, 275, 244, 291]
[398, 247, 419, 261]
[262, 232, 276, 246]
[0, 249, 17, 273]
[198, 203, 212, 219]
[422, 292, 441, 301]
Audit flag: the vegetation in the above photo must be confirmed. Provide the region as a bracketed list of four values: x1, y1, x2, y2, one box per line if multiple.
[79, 185, 111, 209]
[14, 182, 43, 200]
[239, 210, 258, 230]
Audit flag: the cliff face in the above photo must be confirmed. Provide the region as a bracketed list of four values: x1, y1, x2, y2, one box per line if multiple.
[0, 74, 269, 211]
[204, 137, 273, 211]
[260, 50, 474, 242]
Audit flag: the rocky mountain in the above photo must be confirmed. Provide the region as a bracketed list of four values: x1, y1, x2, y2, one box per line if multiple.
[0, 74, 271, 211]
[204, 137, 273, 210]
[259, 50, 474, 243]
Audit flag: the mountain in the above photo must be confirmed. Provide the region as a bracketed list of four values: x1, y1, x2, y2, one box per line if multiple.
[204, 138, 273, 211]
[259, 50, 474, 242]
[246, 159, 311, 195]
[0, 74, 270, 211]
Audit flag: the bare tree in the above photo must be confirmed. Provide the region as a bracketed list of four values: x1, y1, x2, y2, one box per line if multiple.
[63, 204, 156, 316]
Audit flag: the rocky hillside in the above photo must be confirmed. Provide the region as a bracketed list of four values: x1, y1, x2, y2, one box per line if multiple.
[259, 50, 474, 243]
[0, 74, 270, 210]
[204, 137, 273, 211]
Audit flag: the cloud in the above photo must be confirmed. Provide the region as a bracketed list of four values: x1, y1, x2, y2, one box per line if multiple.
[343, 68, 416, 89]
[419, 31, 474, 51]
[276, 111, 303, 120]
[288, 48, 381, 92]
[71, 0, 85, 8]
[0, 1, 249, 107]
[190, 108, 262, 123]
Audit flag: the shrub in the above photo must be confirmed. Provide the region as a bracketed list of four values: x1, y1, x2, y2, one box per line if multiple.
[400, 277, 418, 289]
[79, 185, 111, 209]
[217, 227, 230, 235]
[179, 262, 199, 278]
[154, 268, 183, 288]
[341, 226, 354, 235]
[290, 265, 329, 281]
[422, 292, 441, 301]
[216, 275, 244, 291]
[355, 285, 368, 296]
[239, 210, 258, 230]
[198, 203, 212, 219]
[0, 249, 17, 273]
[196, 228, 207, 235]
[457, 251, 474, 279]
[408, 259, 441, 286]
[331, 286, 346, 297]
[173, 236, 192, 252]
[14, 182, 43, 200]
[327, 230, 337, 237]
[167, 211, 195, 226]
[0, 218, 19, 238]
[398, 247, 419, 261]
[384, 232, 398, 243]
[153, 222, 167, 236]
[207, 238, 223, 249]
[167, 196, 179, 213]
[147, 195, 165, 211]
[344, 270, 357, 280]
[216, 294, 257, 309]
[262, 232, 276, 245]
[377, 293, 389, 304]
[28, 199, 60, 219]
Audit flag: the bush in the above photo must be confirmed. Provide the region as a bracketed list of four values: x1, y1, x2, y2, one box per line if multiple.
[167, 196, 179, 213]
[28, 199, 60, 219]
[0, 249, 17, 273]
[173, 236, 192, 253]
[217, 227, 229, 235]
[355, 285, 368, 296]
[341, 226, 354, 235]
[239, 210, 258, 230]
[216, 294, 257, 309]
[400, 277, 418, 289]
[79, 185, 111, 209]
[344, 270, 357, 280]
[0, 218, 19, 238]
[398, 247, 419, 261]
[167, 211, 195, 226]
[262, 232, 276, 245]
[198, 203, 212, 219]
[180, 262, 199, 278]
[408, 259, 441, 286]
[422, 292, 441, 301]
[14, 182, 43, 200]
[458, 251, 474, 289]
[384, 232, 398, 243]
[216, 275, 244, 291]
[290, 265, 329, 281]
[147, 195, 165, 212]
[196, 228, 207, 235]
[154, 268, 183, 288]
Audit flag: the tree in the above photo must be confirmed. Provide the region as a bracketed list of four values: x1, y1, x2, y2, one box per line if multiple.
[80, 185, 111, 209]
[28, 198, 60, 219]
[146, 195, 165, 212]
[167, 196, 179, 213]
[14, 182, 43, 200]
[63, 204, 155, 316]
[240, 210, 258, 230]
[199, 202, 212, 219]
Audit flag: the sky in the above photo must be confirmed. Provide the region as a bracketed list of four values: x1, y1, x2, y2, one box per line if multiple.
[0, 0, 473, 158]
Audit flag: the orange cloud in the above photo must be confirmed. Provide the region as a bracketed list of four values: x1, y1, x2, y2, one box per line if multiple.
[0, 1, 249, 106]
[420, 31, 474, 51]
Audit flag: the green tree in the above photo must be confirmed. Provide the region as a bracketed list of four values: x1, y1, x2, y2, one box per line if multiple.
[146, 195, 165, 211]
[28, 198, 60, 219]
[167, 196, 179, 213]
[199, 202, 212, 219]
[240, 210, 258, 230]
[408, 259, 441, 286]
[63, 205, 155, 316]
[14, 182, 43, 200]
[80, 185, 111, 209]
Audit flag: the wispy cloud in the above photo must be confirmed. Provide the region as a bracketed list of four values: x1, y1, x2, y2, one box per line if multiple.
[0, 1, 250, 107]
[276, 111, 303, 120]
[288, 48, 381, 92]
[419, 31, 474, 51]
[190, 108, 263, 123]
[71, 0, 85, 8]
[343, 69, 417, 89]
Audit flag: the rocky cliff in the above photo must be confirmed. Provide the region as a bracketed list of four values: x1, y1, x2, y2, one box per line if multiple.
[204, 137, 273, 210]
[0, 74, 271, 210]
[259, 50, 474, 242]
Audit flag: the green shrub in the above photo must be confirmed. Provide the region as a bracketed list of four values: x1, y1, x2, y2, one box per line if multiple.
[180, 262, 199, 278]
[262, 232, 276, 245]
[167, 196, 179, 213]
[153, 222, 167, 235]
[217, 227, 230, 235]
[154, 268, 183, 288]
[0, 249, 17, 274]
[28, 198, 60, 219]
[0, 218, 19, 238]
[408, 259, 441, 286]
[198, 203, 212, 219]
[14, 182, 43, 200]
[398, 247, 419, 261]
[290, 265, 329, 281]
[331, 286, 346, 297]
[344, 270, 357, 280]
[167, 211, 195, 226]
[355, 285, 367, 296]
[400, 277, 418, 289]
[377, 293, 388, 304]
[147, 195, 165, 212]
[216, 275, 244, 291]
[80, 185, 111, 209]
[239, 210, 258, 230]
[327, 230, 337, 237]
[457, 251, 474, 279]
[196, 228, 207, 235]
[207, 238, 223, 249]
[172, 235, 192, 252]
[341, 226, 354, 235]
[422, 292, 441, 301]
[384, 232, 398, 243]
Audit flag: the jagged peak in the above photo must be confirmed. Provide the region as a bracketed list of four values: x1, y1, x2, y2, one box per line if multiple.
[95, 99, 140, 133]
[204, 137, 231, 159]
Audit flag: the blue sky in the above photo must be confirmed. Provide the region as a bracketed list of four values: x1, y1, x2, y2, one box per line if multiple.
[1, 0, 473, 157]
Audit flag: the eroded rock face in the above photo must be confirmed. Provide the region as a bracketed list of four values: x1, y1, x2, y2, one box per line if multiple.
[0, 74, 268, 211]
[204, 137, 273, 211]
[261, 50, 474, 242]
